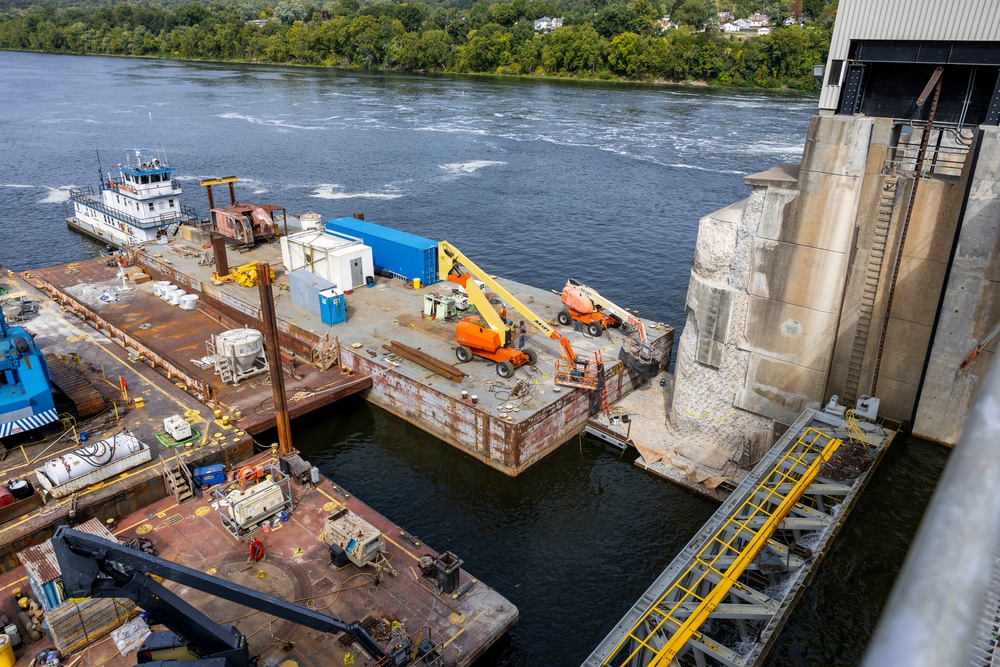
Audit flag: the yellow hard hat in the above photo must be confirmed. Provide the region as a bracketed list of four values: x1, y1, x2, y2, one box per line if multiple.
[17, 597, 29, 609]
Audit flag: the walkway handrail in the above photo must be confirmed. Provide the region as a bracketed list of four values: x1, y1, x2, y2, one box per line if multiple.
[861, 355, 1000, 666]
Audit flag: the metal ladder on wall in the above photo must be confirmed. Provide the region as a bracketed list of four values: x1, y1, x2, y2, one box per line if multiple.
[599, 428, 844, 667]
[844, 175, 899, 404]
[206, 338, 235, 385]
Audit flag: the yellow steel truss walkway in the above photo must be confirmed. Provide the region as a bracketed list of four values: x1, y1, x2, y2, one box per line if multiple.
[583, 408, 897, 667]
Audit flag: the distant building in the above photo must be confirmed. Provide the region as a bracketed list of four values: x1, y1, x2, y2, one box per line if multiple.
[748, 13, 770, 27]
[721, 22, 741, 33]
[758, 26, 773, 34]
[784, 16, 798, 25]
[735, 18, 752, 30]
[533, 16, 563, 32]
[718, 11, 734, 23]
[657, 16, 678, 32]
[246, 18, 279, 27]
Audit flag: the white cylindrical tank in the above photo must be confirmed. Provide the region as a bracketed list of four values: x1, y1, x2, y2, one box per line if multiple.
[217, 328, 264, 371]
[299, 212, 322, 231]
[40, 432, 144, 486]
[169, 290, 187, 306]
[158, 283, 175, 300]
[152, 281, 171, 297]
[179, 294, 200, 310]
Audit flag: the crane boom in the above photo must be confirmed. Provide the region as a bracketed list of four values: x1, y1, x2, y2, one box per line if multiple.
[51, 526, 392, 665]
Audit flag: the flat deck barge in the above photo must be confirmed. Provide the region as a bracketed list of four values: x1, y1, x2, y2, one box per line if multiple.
[33, 230, 671, 477]
[583, 407, 898, 667]
[0, 450, 517, 666]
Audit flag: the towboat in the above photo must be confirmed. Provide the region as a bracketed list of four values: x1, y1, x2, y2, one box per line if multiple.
[66, 149, 199, 247]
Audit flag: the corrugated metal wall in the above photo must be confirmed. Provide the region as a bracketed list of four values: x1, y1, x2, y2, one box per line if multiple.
[820, 0, 1000, 110]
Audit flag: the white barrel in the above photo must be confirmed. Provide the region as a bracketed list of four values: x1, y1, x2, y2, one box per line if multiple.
[299, 212, 322, 230]
[158, 283, 175, 300]
[152, 281, 169, 296]
[179, 294, 200, 310]
[169, 290, 186, 305]
[39, 432, 144, 486]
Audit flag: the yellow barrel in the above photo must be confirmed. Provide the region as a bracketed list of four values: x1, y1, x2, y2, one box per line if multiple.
[413, 278, 421, 290]
[0, 633, 15, 667]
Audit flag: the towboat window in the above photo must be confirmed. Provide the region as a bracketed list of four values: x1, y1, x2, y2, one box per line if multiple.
[1, 369, 16, 385]
[141, 175, 149, 184]
[150, 173, 161, 183]
[149, 203, 155, 210]
[169, 199, 175, 208]
[162, 173, 170, 182]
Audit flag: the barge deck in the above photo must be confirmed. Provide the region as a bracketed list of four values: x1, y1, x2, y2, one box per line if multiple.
[0, 449, 518, 666]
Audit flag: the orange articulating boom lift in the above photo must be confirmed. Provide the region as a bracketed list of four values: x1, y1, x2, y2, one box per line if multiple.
[437, 242, 601, 390]
[558, 279, 646, 340]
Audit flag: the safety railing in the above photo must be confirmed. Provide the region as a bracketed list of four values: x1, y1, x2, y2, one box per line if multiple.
[861, 354, 1000, 667]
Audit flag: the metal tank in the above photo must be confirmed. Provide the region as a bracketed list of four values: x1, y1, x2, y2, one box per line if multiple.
[38, 432, 146, 486]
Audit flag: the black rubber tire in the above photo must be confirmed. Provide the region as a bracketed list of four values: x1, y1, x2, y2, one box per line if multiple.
[456, 345, 473, 363]
[525, 349, 537, 365]
[557, 310, 572, 326]
[587, 321, 604, 337]
[497, 360, 514, 378]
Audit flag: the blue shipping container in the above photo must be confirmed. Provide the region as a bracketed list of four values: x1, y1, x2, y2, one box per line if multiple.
[324, 217, 438, 286]
[319, 288, 347, 325]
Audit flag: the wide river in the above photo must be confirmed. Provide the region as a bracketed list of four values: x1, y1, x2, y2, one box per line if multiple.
[1, 51, 949, 666]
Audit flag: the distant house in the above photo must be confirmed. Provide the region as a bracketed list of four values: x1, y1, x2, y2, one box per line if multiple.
[657, 16, 678, 32]
[757, 26, 773, 34]
[246, 18, 279, 27]
[748, 13, 769, 27]
[533, 16, 563, 32]
[718, 11, 734, 23]
[734, 18, 752, 30]
[784, 16, 798, 25]
[721, 22, 741, 33]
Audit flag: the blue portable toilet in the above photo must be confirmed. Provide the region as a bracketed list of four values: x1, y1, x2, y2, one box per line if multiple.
[319, 288, 346, 325]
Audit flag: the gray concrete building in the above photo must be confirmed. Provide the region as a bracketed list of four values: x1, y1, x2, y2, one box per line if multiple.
[668, 0, 1000, 471]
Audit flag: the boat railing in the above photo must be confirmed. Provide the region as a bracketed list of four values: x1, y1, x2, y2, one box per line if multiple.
[861, 353, 1000, 666]
[69, 188, 198, 229]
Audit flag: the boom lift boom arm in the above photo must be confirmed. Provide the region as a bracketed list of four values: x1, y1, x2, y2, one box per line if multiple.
[51, 526, 391, 665]
[565, 279, 646, 341]
[437, 241, 577, 362]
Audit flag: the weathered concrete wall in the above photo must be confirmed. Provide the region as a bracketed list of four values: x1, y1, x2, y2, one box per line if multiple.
[915, 127, 1000, 443]
[672, 115, 877, 460]
[672, 113, 994, 453]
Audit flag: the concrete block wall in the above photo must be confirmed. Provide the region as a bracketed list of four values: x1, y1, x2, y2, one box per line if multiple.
[915, 127, 1000, 443]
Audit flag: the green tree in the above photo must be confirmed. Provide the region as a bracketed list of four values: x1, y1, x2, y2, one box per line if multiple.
[419, 29, 451, 68]
[671, 0, 716, 30]
[607, 31, 638, 75]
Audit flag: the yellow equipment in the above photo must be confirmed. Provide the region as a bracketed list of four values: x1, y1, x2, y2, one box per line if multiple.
[437, 241, 600, 389]
[225, 262, 275, 288]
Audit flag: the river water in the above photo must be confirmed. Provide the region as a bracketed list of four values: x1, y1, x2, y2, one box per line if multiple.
[1, 50, 949, 666]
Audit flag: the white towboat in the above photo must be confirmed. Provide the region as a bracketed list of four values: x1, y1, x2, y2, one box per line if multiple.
[67, 148, 198, 246]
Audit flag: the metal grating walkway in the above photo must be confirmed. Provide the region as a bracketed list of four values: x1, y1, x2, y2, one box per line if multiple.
[583, 408, 897, 667]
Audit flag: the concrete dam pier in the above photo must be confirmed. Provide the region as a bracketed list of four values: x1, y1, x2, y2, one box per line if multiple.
[665, 13, 1000, 476]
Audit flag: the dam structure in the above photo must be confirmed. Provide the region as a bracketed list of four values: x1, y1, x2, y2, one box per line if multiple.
[667, 0, 1000, 478]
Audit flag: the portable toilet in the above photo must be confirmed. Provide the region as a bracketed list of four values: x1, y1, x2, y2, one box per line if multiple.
[319, 288, 346, 325]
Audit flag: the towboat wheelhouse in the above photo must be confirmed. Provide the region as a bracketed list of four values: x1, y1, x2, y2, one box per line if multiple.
[67, 149, 198, 247]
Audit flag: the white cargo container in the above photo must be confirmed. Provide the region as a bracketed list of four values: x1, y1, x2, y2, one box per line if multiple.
[280, 230, 373, 290]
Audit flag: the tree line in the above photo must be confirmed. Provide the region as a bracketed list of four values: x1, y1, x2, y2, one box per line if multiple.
[0, 0, 836, 89]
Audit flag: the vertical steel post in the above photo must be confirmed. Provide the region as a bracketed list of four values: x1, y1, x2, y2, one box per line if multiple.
[211, 234, 229, 278]
[228, 181, 237, 205]
[204, 184, 215, 211]
[256, 262, 293, 455]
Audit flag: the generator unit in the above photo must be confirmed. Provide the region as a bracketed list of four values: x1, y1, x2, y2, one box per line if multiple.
[162, 415, 192, 441]
[228, 480, 286, 526]
[320, 508, 385, 568]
